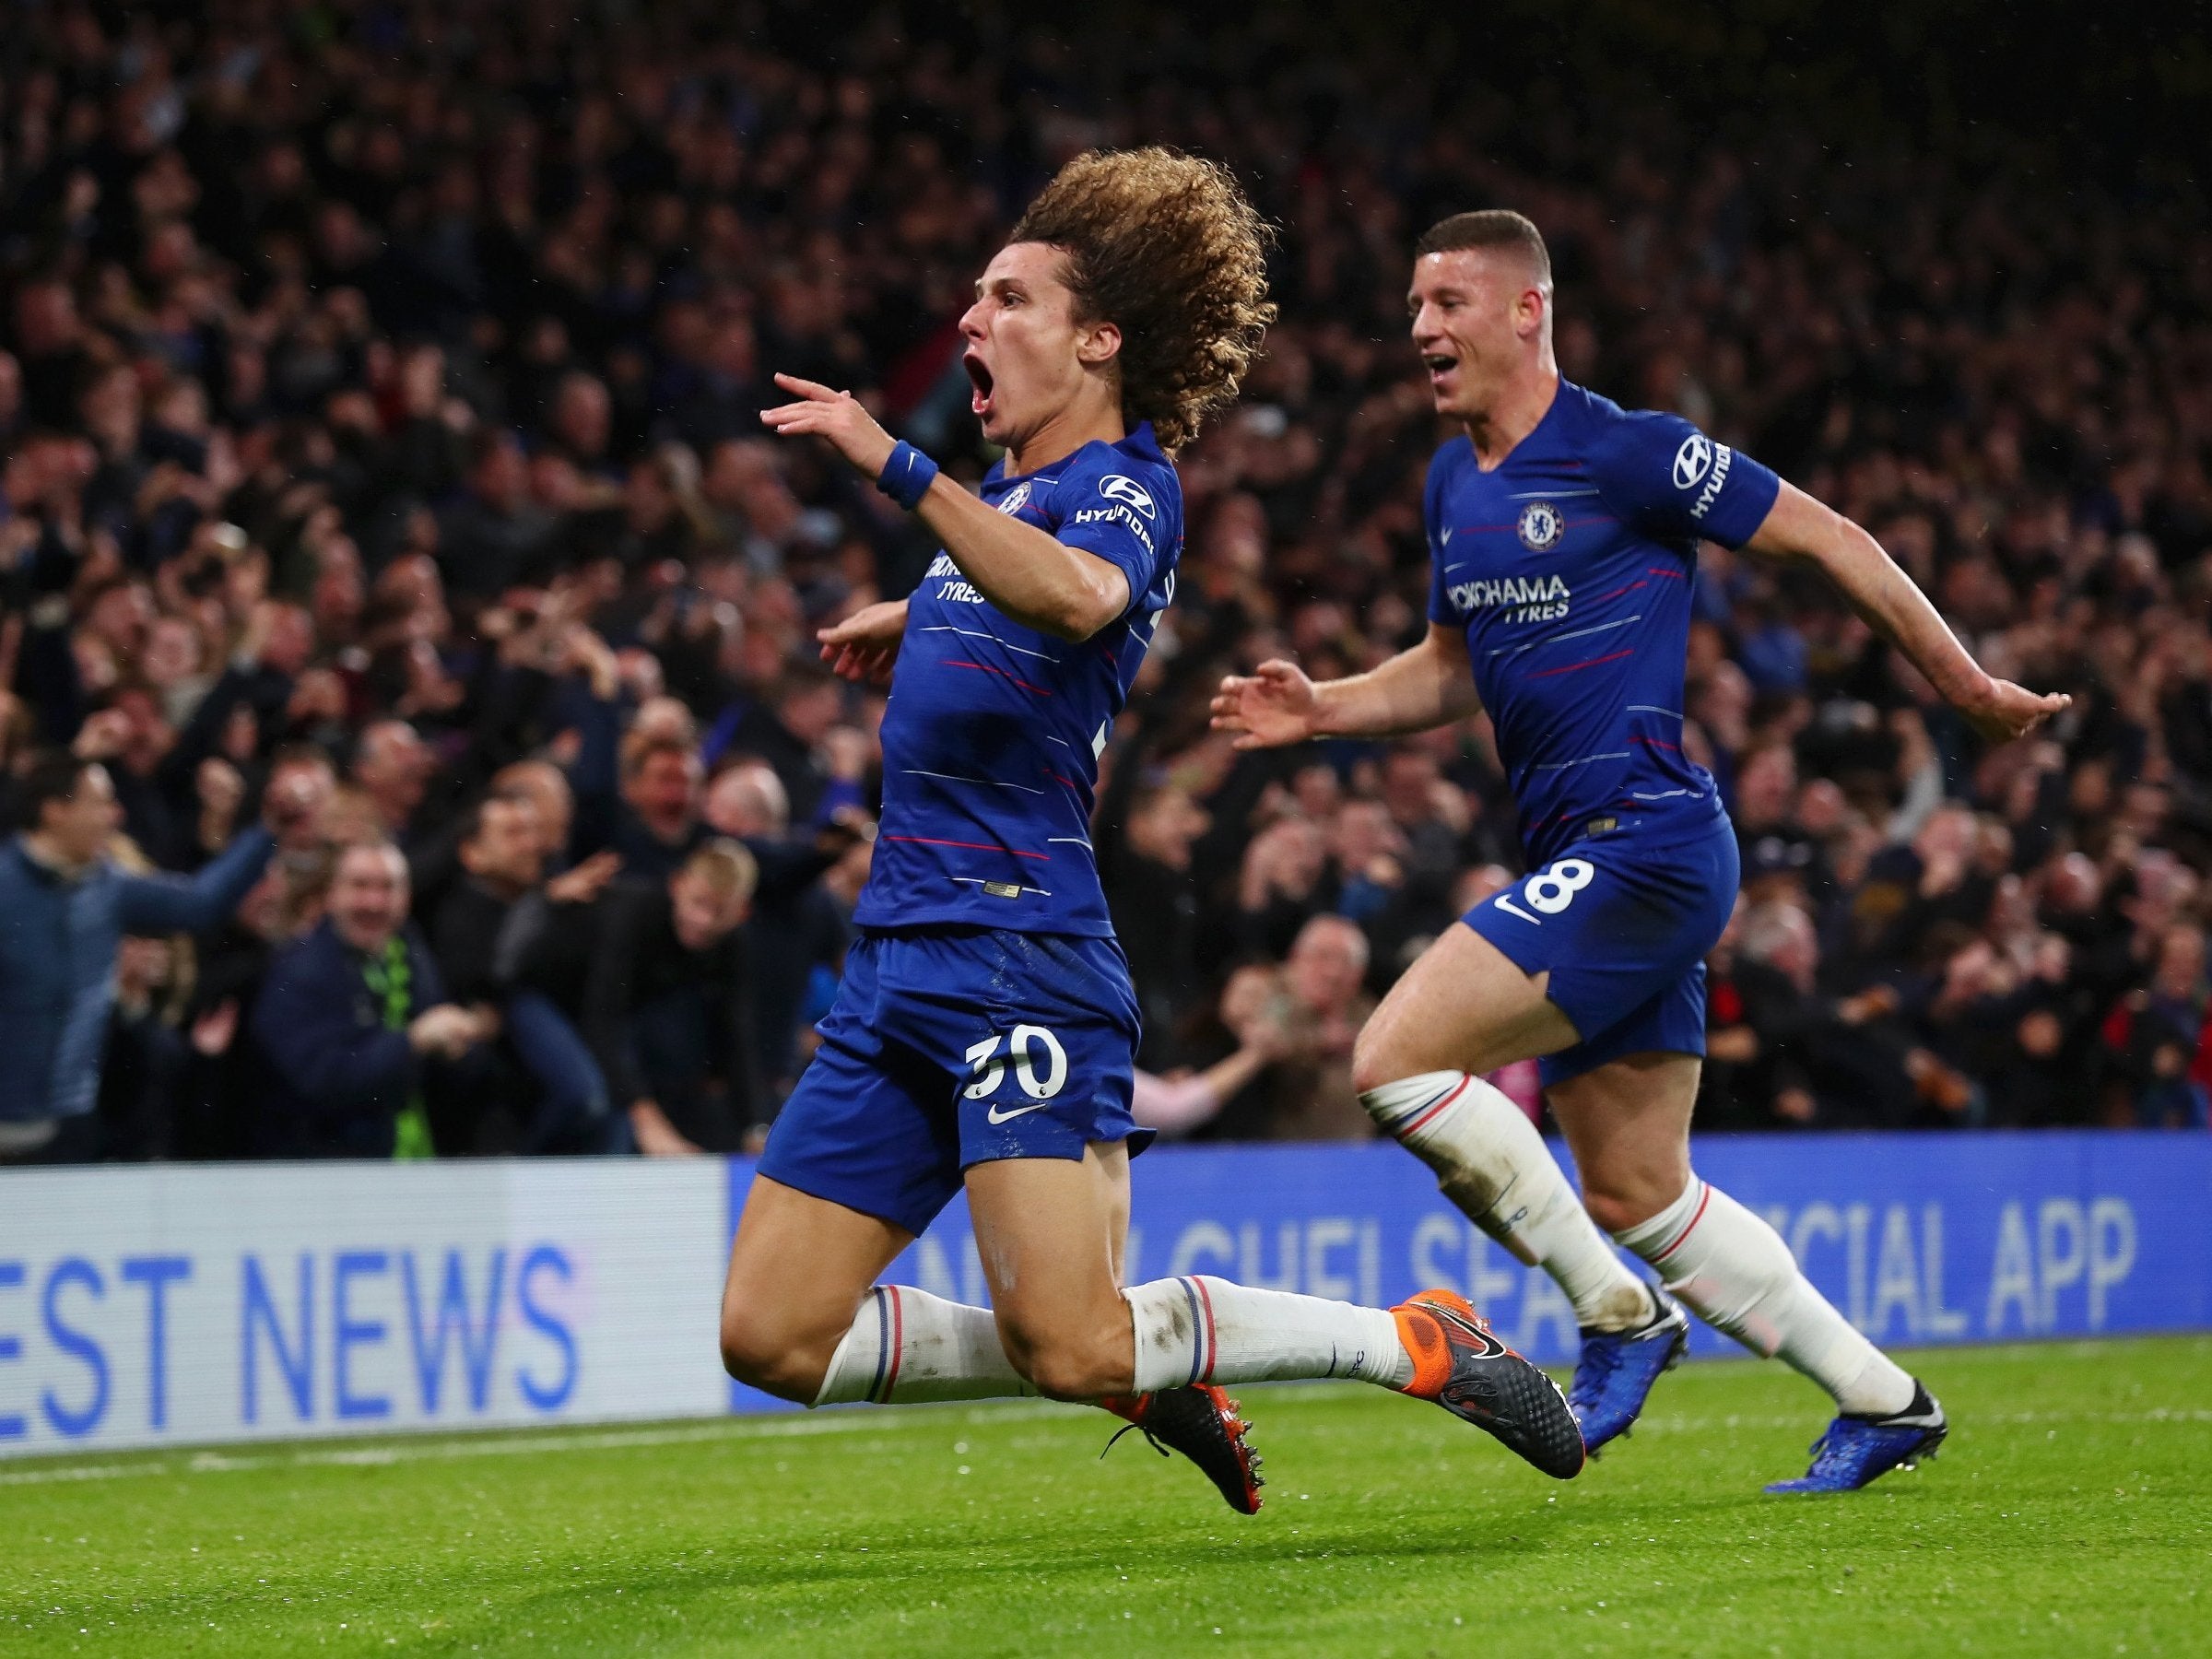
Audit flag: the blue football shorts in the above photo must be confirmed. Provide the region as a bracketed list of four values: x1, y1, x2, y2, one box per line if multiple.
[1463, 815, 1740, 1087]
[757, 926, 1146, 1236]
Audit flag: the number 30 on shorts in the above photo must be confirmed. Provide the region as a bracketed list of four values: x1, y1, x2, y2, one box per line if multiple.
[962, 1025, 1069, 1100]
[1493, 857, 1595, 924]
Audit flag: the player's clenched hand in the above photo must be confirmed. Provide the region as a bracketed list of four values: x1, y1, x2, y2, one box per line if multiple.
[1959, 678, 2071, 745]
[1212, 659, 1323, 748]
[818, 598, 908, 686]
[759, 373, 897, 478]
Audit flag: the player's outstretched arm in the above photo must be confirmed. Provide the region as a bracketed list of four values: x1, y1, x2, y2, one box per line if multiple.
[1211, 624, 1480, 748]
[761, 375, 1129, 641]
[1743, 482, 2070, 744]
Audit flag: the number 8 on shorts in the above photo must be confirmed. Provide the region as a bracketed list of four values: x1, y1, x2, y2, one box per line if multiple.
[1524, 857, 1595, 914]
[1492, 856, 1596, 924]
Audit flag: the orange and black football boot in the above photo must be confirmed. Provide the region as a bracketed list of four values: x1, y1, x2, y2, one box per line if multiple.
[1100, 1384, 1265, 1514]
[1393, 1288, 1585, 1479]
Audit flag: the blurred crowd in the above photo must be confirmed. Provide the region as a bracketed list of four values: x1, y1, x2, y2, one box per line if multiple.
[4, 0, 2209, 1165]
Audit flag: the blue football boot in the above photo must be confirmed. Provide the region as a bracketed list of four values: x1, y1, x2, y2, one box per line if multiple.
[1766, 1382, 1947, 1494]
[1569, 1286, 1689, 1454]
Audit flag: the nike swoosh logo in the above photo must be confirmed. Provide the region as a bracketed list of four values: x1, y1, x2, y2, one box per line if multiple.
[1425, 1300, 1509, 1355]
[985, 1100, 1052, 1125]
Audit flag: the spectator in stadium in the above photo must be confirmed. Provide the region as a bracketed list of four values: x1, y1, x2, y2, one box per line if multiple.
[596, 731, 706, 883]
[583, 840, 762, 1156]
[1, 0, 2209, 1157]
[1233, 814, 1333, 962]
[98, 930, 194, 1162]
[701, 663, 854, 827]
[171, 838, 336, 1161]
[1131, 963, 1299, 1137]
[350, 720, 439, 853]
[702, 758, 859, 1100]
[428, 793, 542, 1011]
[0, 748, 326, 1163]
[1100, 773, 1212, 1071]
[2102, 922, 2212, 1129]
[430, 790, 627, 1153]
[437, 429, 557, 605]
[251, 839, 494, 1159]
[1195, 914, 1377, 1143]
[1267, 912, 1381, 1141]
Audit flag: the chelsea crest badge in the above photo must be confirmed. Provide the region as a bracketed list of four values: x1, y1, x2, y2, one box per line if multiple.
[1516, 500, 1564, 552]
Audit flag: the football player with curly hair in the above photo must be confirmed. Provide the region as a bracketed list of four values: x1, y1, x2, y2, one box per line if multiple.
[721, 153, 1584, 1513]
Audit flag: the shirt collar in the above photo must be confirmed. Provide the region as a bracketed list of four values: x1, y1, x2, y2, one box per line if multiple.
[13, 835, 89, 884]
[1120, 420, 1165, 463]
[987, 420, 1164, 489]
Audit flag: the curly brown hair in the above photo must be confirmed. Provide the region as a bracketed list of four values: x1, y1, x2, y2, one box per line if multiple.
[1010, 147, 1276, 453]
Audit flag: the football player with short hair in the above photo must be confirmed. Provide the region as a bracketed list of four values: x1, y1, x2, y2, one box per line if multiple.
[722, 159, 1586, 1515]
[1213, 209, 2068, 1492]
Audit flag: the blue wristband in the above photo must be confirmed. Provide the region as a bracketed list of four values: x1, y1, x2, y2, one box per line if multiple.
[876, 441, 940, 512]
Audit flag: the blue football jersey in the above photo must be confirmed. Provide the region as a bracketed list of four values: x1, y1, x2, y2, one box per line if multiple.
[1425, 380, 1782, 868]
[854, 422, 1182, 936]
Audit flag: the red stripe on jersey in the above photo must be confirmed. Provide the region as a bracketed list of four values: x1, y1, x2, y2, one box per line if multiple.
[1591, 581, 1649, 603]
[883, 834, 1051, 862]
[945, 660, 1053, 696]
[1531, 649, 1636, 678]
[1630, 735, 1679, 750]
[1645, 567, 1687, 579]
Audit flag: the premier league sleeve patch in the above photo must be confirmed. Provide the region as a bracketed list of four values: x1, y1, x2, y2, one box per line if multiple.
[1516, 500, 1564, 551]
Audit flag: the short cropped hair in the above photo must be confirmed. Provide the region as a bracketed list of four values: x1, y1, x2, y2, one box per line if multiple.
[335, 837, 409, 885]
[1011, 147, 1276, 453]
[456, 788, 534, 850]
[619, 730, 696, 783]
[19, 751, 97, 826]
[1415, 210, 1552, 290]
[678, 838, 759, 908]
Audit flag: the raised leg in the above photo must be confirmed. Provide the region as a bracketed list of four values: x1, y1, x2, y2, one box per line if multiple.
[1553, 1055, 1915, 1417]
[1352, 923, 1653, 1332]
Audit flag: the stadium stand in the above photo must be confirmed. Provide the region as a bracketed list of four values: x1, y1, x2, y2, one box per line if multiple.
[3, 0, 2208, 1162]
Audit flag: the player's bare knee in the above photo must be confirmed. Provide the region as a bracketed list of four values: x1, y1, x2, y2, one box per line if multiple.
[718, 1305, 826, 1402]
[1580, 1185, 1649, 1237]
[1579, 1168, 1682, 1236]
[996, 1312, 1127, 1401]
[1023, 1343, 1126, 1401]
[1350, 1027, 1411, 1100]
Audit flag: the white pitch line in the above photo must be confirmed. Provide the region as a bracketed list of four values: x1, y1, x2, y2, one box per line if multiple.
[0, 1462, 158, 1488]
[0, 1417, 872, 1488]
[3, 1396, 2203, 1489]
[0, 1400, 1095, 1488]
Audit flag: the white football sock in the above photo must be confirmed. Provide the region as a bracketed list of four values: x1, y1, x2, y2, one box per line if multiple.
[1362, 1071, 1653, 1332]
[811, 1286, 1033, 1406]
[1124, 1276, 1415, 1392]
[1614, 1176, 1916, 1417]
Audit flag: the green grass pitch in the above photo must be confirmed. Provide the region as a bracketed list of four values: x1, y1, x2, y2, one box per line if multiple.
[4, 1335, 2207, 1656]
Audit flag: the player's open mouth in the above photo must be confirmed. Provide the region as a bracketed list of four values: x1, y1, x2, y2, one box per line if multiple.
[965, 352, 995, 417]
[1423, 353, 1458, 381]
